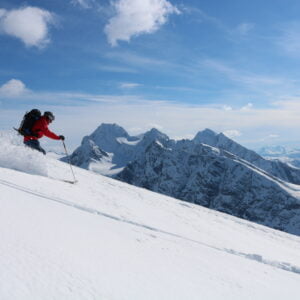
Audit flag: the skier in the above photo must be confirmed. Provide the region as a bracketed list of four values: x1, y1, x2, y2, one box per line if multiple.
[23, 111, 65, 155]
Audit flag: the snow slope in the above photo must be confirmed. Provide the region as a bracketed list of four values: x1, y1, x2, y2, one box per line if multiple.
[1, 134, 300, 299]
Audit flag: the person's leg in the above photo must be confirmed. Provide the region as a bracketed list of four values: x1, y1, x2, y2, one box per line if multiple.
[24, 140, 46, 155]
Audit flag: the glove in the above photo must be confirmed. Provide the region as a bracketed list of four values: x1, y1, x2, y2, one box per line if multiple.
[59, 135, 65, 141]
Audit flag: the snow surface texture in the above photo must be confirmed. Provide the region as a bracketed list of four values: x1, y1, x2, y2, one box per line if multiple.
[1, 136, 300, 299]
[0, 131, 47, 176]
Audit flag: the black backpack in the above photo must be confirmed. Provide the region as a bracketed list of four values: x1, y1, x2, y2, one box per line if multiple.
[16, 109, 42, 136]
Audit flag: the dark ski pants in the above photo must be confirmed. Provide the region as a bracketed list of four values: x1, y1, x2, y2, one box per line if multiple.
[24, 140, 46, 155]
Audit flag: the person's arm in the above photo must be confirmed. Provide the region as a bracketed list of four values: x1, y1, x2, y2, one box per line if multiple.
[43, 127, 61, 140]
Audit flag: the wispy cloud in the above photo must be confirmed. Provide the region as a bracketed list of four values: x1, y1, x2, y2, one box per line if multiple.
[277, 22, 300, 57]
[241, 103, 253, 111]
[223, 129, 241, 138]
[106, 51, 170, 68]
[223, 105, 233, 111]
[0, 80, 149, 106]
[120, 82, 142, 89]
[71, 0, 95, 9]
[199, 58, 300, 109]
[268, 134, 279, 139]
[0, 6, 56, 48]
[182, 5, 254, 39]
[234, 23, 255, 36]
[3, 84, 300, 149]
[104, 0, 180, 46]
[202, 59, 286, 87]
[181, 5, 225, 30]
[97, 64, 138, 73]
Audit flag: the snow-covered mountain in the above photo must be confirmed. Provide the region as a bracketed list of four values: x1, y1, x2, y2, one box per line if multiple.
[67, 124, 300, 235]
[194, 129, 300, 184]
[258, 146, 300, 168]
[117, 140, 300, 236]
[67, 123, 172, 175]
[69, 124, 300, 184]
[259, 145, 288, 157]
[1, 132, 300, 299]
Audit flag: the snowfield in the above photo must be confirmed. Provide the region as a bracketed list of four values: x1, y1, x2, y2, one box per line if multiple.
[0, 133, 300, 300]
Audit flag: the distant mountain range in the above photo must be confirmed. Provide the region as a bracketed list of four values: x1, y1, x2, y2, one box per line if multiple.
[65, 123, 300, 235]
[258, 146, 300, 168]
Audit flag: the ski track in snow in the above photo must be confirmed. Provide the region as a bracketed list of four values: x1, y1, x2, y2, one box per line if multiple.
[1, 177, 300, 277]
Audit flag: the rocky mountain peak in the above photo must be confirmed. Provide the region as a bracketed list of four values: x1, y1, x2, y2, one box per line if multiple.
[143, 128, 169, 142]
[91, 123, 129, 140]
[193, 128, 218, 144]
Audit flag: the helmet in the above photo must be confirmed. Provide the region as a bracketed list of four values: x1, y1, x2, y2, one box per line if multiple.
[44, 111, 55, 122]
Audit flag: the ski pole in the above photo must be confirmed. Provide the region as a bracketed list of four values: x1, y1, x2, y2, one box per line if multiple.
[62, 140, 77, 183]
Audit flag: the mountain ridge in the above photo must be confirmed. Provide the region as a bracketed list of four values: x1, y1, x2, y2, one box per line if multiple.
[66, 123, 300, 235]
[117, 139, 300, 235]
[67, 123, 300, 184]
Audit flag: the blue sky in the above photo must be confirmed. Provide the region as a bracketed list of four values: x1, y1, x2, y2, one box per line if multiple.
[1, 0, 300, 151]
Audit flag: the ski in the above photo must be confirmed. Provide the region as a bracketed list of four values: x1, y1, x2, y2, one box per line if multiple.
[49, 177, 78, 185]
[62, 180, 78, 184]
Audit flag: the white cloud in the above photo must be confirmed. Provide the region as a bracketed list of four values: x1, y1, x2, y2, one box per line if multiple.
[203, 59, 283, 87]
[97, 64, 137, 73]
[0, 79, 28, 97]
[71, 0, 95, 9]
[241, 103, 253, 111]
[183, 6, 256, 41]
[268, 134, 279, 139]
[106, 51, 169, 67]
[181, 6, 226, 31]
[0, 9, 6, 18]
[223, 105, 232, 111]
[258, 134, 280, 143]
[277, 22, 300, 57]
[223, 130, 241, 139]
[104, 0, 180, 46]
[234, 23, 254, 36]
[4, 87, 300, 150]
[120, 82, 142, 89]
[0, 6, 55, 48]
[148, 123, 163, 130]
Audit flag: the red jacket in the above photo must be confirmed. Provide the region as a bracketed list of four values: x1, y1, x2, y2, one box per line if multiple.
[24, 116, 60, 142]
